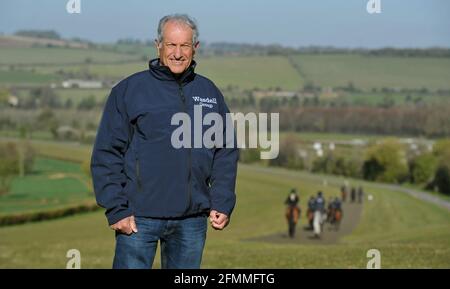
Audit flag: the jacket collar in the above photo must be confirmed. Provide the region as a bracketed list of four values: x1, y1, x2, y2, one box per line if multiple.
[148, 58, 196, 84]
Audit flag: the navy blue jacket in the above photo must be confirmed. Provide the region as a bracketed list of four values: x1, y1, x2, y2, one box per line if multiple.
[91, 58, 239, 225]
[314, 196, 325, 212]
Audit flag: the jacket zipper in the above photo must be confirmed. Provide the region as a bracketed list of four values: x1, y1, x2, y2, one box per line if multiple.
[179, 83, 192, 213]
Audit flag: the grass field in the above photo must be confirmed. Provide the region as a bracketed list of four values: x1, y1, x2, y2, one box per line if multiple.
[0, 130, 55, 141]
[32, 62, 149, 80]
[0, 69, 58, 85]
[290, 54, 450, 90]
[54, 88, 110, 105]
[1, 43, 450, 268]
[0, 157, 91, 216]
[0, 47, 140, 65]
[0, 159, 448, 268]
[196, 55, 303, 90]
[102, 43, 156, 58]
[2, 46, 450, 95]
[13, 54, 304, 91]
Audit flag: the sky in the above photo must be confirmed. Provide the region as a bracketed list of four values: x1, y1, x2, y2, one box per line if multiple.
[0, 0, 449, 48]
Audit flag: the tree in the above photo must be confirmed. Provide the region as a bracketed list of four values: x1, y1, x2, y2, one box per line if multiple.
[0, 143, 18, 195]
[409, 153, 437, 184]
[77, 95, 97, 110]
[433, 164, 450, 195]
[430, 139, 450, 195]
[433, 139, 450, 159]
[269, 135, 303, 170]
[363, 139, 408, 183]
[0, 88, 9, 107]
[0, 142, 34, 195]
[36, 108, 59, 138]
[312, 154, 334, 174]
[30, 87, 61, 108]
[239, 148, 261, 164]
[65, 98, 74, 109]
[379, 95, 395, 108]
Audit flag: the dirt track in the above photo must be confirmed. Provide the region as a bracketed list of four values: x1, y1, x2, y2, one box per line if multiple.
[246, 201, 363, 245]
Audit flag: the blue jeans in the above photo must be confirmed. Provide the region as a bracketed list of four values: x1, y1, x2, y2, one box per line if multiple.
[112, 215, 207, 269]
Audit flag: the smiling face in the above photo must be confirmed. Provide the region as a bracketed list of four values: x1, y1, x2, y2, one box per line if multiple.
[156, 21, 199, 75]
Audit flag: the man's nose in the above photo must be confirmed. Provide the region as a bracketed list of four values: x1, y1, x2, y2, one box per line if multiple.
[174, 46, 182, 58]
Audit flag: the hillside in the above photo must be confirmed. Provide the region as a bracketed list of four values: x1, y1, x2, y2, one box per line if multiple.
[0, 161, 448, 268]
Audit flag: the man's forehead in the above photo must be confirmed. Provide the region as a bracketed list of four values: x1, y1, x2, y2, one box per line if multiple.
[163, 21, 193, 38]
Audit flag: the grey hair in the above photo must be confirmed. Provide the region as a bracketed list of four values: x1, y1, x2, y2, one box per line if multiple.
[157, 14, 199, 44]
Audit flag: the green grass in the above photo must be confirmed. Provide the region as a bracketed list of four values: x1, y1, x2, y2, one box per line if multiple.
[30, 140, 92, 163]
[33, 62, 148, 80]
[0, 70, 58, 85]
[105, 43, 156, 58]
[291, 54, 450, 90]
[196, 55, 303, 90]
[74, 62, 148, 79]
[3, 48, 450, 96]
[402, 183, 450, 203]
[0, 130, 54, 141]
[55, 88, 110, 105]
[0, 160, 448, 268]
[0, 47, 140, 65]
[280, 131, 381, 142]
[0, 157, 91, 215]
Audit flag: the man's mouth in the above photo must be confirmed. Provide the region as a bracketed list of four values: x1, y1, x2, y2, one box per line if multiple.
[170, 59, 184, 65]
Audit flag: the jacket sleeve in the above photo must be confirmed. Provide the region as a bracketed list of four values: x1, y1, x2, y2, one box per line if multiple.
[91, 81, 133, 226]
[209, 87, 239, 218]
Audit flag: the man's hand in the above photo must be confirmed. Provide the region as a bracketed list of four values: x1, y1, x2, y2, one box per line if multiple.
[110, 215, 138, 235]
[209, 210, 229, 230]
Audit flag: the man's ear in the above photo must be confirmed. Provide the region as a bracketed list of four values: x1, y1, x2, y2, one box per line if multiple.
[193, 41, 200, 57]
[154, 39, 161, 57]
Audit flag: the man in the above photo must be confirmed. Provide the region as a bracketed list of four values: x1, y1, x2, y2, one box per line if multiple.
[340, 185, 347, 202]
[351, 187, 356, 203]
[306, 195, 315, 230]
[284, 188, 299, 207]
[313, 191, 325, 238]
[326, 197, 334, 223]
[357, 186, 364, 203]
[91, 14, 239, 269]
[284, 188, 301, 238]
[331, 197, 343, 230]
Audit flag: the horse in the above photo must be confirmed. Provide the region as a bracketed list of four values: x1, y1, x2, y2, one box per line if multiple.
[285, 206, 300, 238]
[330, 209, 343, 231]
[306, 208, 314, 230]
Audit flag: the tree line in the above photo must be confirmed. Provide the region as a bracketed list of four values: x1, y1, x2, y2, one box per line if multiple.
[277, 105, 450, 138]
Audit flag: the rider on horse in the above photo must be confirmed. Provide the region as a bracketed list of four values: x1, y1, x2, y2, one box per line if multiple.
[329, 197, 343, 230]
[307, 195, 315, 230]
[285, 188, 301, 238]
[313, 191, 326, 238]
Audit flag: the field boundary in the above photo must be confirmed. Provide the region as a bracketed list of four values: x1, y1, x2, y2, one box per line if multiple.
[0, 201, 100, 227]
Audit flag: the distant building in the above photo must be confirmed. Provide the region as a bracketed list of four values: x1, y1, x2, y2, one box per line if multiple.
[62, 79, 103, 89]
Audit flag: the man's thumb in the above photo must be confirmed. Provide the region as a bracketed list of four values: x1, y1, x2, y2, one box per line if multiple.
[130, 216, 138, 233]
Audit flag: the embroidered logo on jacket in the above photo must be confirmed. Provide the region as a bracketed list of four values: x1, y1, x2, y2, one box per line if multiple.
[192, 96, 217, 108]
